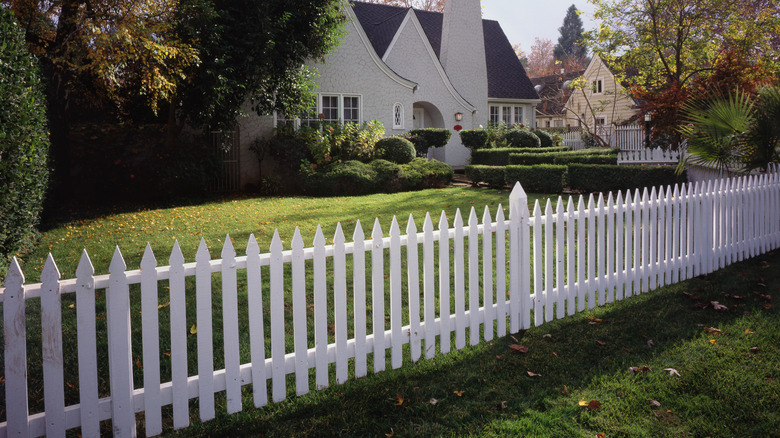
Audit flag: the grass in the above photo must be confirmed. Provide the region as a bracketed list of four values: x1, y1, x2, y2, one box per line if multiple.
[2, 187, 777, 437]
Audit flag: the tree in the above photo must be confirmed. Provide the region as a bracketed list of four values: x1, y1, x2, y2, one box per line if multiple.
[360, 0, 445, 11]
[587, 0, 780, 140]
[526, 37, 556, 77]
[0, 6, 49, 275]
[554, 5, 588, 67]
[513, 43, 529, 68]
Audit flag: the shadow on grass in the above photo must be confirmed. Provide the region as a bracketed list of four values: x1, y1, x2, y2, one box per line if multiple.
[170, 251, 780, 437]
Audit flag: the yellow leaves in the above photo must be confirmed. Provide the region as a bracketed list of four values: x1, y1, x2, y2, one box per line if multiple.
[453, 390, 465, 397]
[394, 394, 404, 406]
[158, 302, 170, 309]
[579, 399, 602, 410]
[587, 316, 604, 325]
[709, 339, 718, 345]
[190, 324, 197, 335]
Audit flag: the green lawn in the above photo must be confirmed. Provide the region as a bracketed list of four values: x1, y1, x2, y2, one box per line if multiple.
[3, 188, 778, 437]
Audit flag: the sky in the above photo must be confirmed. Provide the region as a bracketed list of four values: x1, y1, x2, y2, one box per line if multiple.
[481, 0, 600, 53]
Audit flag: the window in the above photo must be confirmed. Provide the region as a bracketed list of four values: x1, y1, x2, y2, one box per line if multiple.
[592, 78, 603, 94]
[393, 103, 404, 129]
[595, 116, 606, 126]
[514, 107, 524, 125]
[322, 95, 339, 122]
[554, 120, 563, 128]
[343, 96, 360, 123]
[545, 120, 551, 128]
[489, 106, 500, 125]
[277, 94, 362, 127]
[502, 106, 512, 125]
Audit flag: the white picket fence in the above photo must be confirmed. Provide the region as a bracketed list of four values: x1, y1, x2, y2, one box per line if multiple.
[562, 125, 646, 150]
[618, 147, 684, 165]
[2, 170, 780, 437]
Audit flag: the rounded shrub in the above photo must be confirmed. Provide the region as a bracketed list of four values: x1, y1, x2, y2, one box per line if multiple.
[407, 128, 451, 156]
[1, 7, 50, 272]
[531, 129, 554, 148]
[460, 129, 490, 149]
[503, 129, 541, 148]
[376, 136, 416, 164]
[403, 158, 453, 188]
[370, 159, 402, 191]
[303, 160, 378, 196]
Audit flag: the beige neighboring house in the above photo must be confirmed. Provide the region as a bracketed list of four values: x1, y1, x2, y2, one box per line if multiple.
[564, 54, 640, 130]
[531, 69, 585, 129]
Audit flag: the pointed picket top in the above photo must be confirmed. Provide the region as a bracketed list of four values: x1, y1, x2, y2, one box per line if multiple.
[372, 218, 383, 241]
[109, 246, 127, 273]
[76, 249, 95, 278]
[291, 227, 304, 251]
[468, 207, 478, 226]
[271, 230, 284, 253]
[313, 225, 326, 247]
[454, 208, 463, 228]
[566, 196, 575, 214]
[439, 210, 449, 230]
[616, 190, 623, 207]
[578, 195, 585, 211]
[482, 205, 493, 226]
[6, 256, 24, 286]
[170, 240, 185, 265]
[679, 182, 686, 200]
[587, 194, 595, 210]
[557, 196, 565, 216]
[390, 216, 400, 238]
[642, 187, 650, 202]
[672, 184, 679, 199]
[657, 185, 666, 200]
[545, 198, 553, 216]
[496, 204, 505, 223]
[334, 222, 345, 244]
[42, 253, 61, 283]
[246, 234, 260, 257]
[634, 188, 642, 205]
[597, 192, 605, 209]
[607, 191, 615, 208]
[141, 244, 157, 271]
[624, 189, 632, 206]
[423, 212, 434, 233]
[406, 214, 417, 235]
[533, 199, 542, 217]
[221, 235, 236, 260]
[705, 179, 713, 194]
[511, 180, 527, 198]
[196, 238, 211, 264]
[353, 220, 365, 242]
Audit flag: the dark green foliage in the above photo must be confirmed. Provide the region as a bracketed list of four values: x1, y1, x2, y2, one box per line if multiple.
[370, 159, 402, 189]
[554, 4, 588, 61]
[504, 129, 542, 148]
[407, 128, 451, 156]
[376, 136, 416, 164]
[508, 153, 558, 165]
[505, 165, 567, 193]
[531, 129, 555, 148]
[471, 147, 573, 166]
[460, 129, 490, 149]
[303, 160, 378, 196]
[0, 7, 50, 272]
[465, 166, 507, 188]
[567, 164, 686, 193]
[404, 158, 454, 188]
[553, 154, 617, 165]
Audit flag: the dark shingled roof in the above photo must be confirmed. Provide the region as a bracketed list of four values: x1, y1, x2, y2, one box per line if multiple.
[350, 1, 539, 101]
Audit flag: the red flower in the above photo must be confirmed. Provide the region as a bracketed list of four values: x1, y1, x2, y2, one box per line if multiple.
[454, 124, 463, 131]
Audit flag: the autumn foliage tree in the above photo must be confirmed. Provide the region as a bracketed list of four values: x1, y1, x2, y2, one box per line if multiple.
[525, 38, 556, 77]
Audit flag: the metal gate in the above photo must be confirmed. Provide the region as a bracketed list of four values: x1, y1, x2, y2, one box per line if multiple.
[209, 129, 241, 192]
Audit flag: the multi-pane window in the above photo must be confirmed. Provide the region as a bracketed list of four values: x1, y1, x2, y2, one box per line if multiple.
[502, 106, 512, 125]
[595, 116, 606, 126]
[322, 95, 340, 122]
[592, 78, 603, 94]
[514, 107, 524, 125]
[489, 106, 500, 125]
[393, 103, 404, 129]
[490, 104, 527, 126]
[343, 96, 360, 123]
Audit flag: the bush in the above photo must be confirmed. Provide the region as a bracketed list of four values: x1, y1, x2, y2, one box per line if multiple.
[531, 129, 554, 148]
[553, 155, 617, 165]
[460, 129, 490, 149]
[403, 158, 453, 188]
[1, 7, 50, 272]
[505, 165, 567, 193]
[504, 129, 541, 148]
[302, 160, 378, 196]
[508, 153, 557, 165]
[465, 165, 506, 188]
[376, 136, 416, 164]
[407, 128, 451, 156]
[567, 164, 687, 193]
[370, 159, 402, 190]
[470, 147, 572, 166]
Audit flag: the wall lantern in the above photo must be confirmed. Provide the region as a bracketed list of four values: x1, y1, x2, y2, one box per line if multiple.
[644, 113, 652, 122]
[454, 112, 463, 121]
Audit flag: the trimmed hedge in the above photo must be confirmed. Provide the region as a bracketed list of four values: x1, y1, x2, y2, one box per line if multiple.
[460, 129, 490, 149]
[1, 7, 50, 273]
[567, 164, 687, 193]
[465, 165, 506, 188]
[531, 129, 554, 148]
[470, 146, 571, 165]
[376, 136, 416, 164]
[408, 128, 451, 149]
[505, 165, 567, 193]
[509, 153, 618, 166]
[504, 129, 541, 148]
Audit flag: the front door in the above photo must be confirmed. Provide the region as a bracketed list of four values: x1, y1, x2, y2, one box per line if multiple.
[413, 108, 425, 129]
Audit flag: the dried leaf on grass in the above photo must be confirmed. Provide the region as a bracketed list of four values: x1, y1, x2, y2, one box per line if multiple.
[596, 340, 607, 346]
[429, 398, 438, 405]
[509, 344, 529, 353]
[629, 366, 652, 374]
[711, 301, 729, 311]
[648, 399, 662, 407]
[527, 371, 542, 377]
[453, 390, 465, 397]
[705, 327, 722, 334]
[395, 394, 404, 406]
[663, 368, 681, 377]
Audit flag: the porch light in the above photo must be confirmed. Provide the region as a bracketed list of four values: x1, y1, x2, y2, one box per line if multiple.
[455, 112, 463, 121]
[644, 113, 652, 122]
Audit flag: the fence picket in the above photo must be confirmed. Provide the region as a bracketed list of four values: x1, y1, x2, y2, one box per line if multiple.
[169, 242, 190, 428]
[671, 185, 680, 284]
[41, 256, 65, 438]
[245, 235, 267, 408]
[615, 192, 624, 301]
[454, 210, 466, 349]
[406, 215, 422, 361]
[566, 197, 576, 315]
[657, 187, 666, 288]
[107, 248, 136, 436]
[520, 194, 532, 330]
[141, 245, 162, 434]
[482, 207, 494, 341]
[468, 208, 480, 345]
[75, 251, 100, 438]
[532, 200, 543, 326]
[221, 237, 242, 414]
[544, 200, 554, 322]
[390, 217, 403, 368]
[372, 219, 387, 371]
[596, 194, 606, 306]
[334, 224, 349, 383]
[586, 195, 596, 308]
[606, 194, 615, 303]
[422, 214, 436, 358]
[438, 212, 451, 352]
[195, 240, 215, 420]
[313, 227, 328, 388]
[495, 207, 507, 337]
[270, 231, 287, 401]
[353, 222, 368, 376]
[640, 188, 650, 292]
[3, 258, 28, 437]
[509, 184, 521, 333]
[291, 229, 308, 395]
[555, 198, 565, 319]
[576, 196, 586, 311]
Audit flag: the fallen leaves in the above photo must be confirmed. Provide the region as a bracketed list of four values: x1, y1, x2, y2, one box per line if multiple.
[527, 371, 542, 377]
[629, 366, 652, 374]
[709, 339, 718, 345]
[647, 399, 662, 407]
[509, 344, 529, 353]
[190, 324, 197, 334]
[395, 394, 404, 406]
[453, 390, 465, 397]
[647, 339, 655, 348]
[596, 340, 607, 346]
[587, 316, 604, 325]
[429, 398, 438, 405]
[711, 301, 728, 311]
[705, 327, 722, 334]
[578, 399, 602, 411]
[663, 368, 681, 377]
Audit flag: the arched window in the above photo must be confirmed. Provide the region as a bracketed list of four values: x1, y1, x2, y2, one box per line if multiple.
[393, 103, 404, 129]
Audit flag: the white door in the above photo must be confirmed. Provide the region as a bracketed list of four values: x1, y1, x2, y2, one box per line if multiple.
[413, 108, 425, 129]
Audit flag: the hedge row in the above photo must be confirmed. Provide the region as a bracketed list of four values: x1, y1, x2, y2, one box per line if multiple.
[465, 164, 685, 194]
[509, 153, 617, 165]
[470, 146, 572, 166]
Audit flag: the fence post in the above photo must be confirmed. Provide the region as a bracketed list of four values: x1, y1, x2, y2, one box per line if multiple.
[509, 182, 528, 332]
[4, 258, 29, 437]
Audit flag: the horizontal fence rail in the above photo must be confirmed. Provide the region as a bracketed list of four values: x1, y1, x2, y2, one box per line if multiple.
[2, 168, 779, 437]
[618, 147, 684, 165]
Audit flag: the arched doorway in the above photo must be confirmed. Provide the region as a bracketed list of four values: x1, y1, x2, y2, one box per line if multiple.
[412, 101, 445, 129]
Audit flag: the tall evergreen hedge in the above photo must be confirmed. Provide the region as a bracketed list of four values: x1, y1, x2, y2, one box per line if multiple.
[0, 7, 50, 274]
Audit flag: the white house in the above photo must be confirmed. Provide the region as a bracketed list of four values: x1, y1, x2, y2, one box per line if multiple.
[235, 0, 539, 188]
